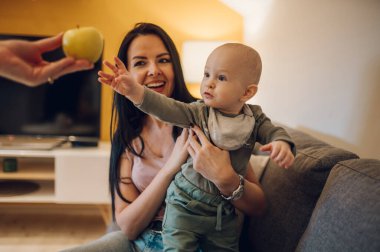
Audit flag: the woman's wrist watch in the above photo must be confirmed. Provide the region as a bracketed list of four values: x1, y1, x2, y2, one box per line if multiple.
[221, 174, 245, 201]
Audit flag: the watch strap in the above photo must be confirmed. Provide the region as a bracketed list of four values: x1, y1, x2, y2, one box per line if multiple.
[221, 174, 245, 201]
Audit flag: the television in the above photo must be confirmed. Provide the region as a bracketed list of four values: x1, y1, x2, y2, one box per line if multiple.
[0, 33, 102, 149]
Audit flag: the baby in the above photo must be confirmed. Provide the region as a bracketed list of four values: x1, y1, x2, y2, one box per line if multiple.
[100, 43, 296, 251]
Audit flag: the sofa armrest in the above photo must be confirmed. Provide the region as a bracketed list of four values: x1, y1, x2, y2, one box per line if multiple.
[243, 126, 359, 252]
[296, 159, 380, 252]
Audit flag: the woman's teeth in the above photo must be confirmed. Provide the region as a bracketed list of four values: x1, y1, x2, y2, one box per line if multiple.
[146, 82, 164, 88]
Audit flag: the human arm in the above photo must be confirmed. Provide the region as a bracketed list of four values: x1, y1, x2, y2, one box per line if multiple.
[137, 88, 204, 128]
[114, 129, 190, 240]
[99, 57, 201, 128]
[0, 33, 93, 87]
[187, 126, 266, 216]
[252, 106, 296, 169]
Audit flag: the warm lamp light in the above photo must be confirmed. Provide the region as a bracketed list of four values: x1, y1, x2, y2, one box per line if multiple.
[182, 41, 229, 84]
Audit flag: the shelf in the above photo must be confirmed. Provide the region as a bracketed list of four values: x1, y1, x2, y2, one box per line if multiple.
[0, 180, 55, 203]
[0, 157, 54, 180]
[0, 149, 56, 158]
[0, 142, 110, 158]
[0, 143, 110, 205]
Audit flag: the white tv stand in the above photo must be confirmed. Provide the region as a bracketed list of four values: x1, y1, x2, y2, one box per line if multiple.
[0, 142, 111, 223]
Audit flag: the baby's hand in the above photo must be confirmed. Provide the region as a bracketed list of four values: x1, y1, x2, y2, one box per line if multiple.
[260, 140, 295, 169]
[98, 57, 138, 97]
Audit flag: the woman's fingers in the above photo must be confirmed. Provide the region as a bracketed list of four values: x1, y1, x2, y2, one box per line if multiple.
[190, 125, 210, 146]
[188, 129, 202, 152]
[187, 144, 195, 158]
[35, 33, 63, 53]
[178, 129, 189, 146]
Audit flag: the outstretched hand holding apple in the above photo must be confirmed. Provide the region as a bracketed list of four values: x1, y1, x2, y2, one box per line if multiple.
[0, 33, 94, 87]
[98, 57, 145, 104]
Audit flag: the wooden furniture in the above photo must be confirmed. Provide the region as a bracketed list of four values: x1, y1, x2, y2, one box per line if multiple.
[0, 143, 111, 223]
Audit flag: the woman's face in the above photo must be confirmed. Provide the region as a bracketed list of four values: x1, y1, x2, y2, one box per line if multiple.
[127, 34, 175, 98]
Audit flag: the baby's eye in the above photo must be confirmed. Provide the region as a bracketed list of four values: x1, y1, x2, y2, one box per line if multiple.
[133, 61, 146, 67]
[203, 72, 210, 78]
[218, 75, 227, 81]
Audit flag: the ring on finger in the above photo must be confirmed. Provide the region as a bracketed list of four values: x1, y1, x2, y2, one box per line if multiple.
[47, 77, 54, 84]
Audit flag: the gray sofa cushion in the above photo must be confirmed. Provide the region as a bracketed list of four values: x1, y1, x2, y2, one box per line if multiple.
[296, 159, 380, 252]
[245, 129, 359, 252]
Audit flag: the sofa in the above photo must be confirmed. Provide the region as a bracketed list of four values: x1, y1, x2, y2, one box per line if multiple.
[240, 126, 380, 252]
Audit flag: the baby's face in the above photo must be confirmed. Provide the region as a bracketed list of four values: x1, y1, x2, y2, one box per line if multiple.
[200, 46, 250, 115]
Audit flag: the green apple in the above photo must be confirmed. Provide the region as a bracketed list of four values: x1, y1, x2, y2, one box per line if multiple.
[62, 26, 104, 63]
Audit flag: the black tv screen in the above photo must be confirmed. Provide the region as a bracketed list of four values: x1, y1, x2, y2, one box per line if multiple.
[0, 34, 101, 141]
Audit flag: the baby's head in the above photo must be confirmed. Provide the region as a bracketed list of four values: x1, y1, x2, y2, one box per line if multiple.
[201, 43, 262, 114]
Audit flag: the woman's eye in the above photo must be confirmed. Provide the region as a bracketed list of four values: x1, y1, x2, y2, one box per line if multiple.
[133, 61, 145, 67]
[159, 58, 171, 63]
[218, 75, 227, 81]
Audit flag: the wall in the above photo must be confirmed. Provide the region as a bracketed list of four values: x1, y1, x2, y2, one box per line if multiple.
[241, 0, 380, 159]
[0, 0, 243, 141]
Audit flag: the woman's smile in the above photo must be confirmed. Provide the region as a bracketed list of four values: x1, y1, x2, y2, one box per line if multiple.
[145, 80, 166, 93]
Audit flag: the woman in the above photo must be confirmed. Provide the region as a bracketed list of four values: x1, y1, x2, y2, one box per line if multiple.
[63, 22, 265, 252]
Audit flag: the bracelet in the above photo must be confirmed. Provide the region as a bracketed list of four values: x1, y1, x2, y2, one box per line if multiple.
[220, 174, 245, 201]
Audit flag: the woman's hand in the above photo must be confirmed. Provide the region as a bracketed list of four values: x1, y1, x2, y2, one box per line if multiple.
[187, 125, 266, 216]
[98, 57, 144, 104]
[163, 128, 190, 176]
[0, 33, 93, 86]
[187, 126, 237, 192]
[115, 128, 190, 239]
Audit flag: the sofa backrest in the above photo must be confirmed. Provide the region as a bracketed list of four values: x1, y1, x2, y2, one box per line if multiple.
[241, 127, 359, 252]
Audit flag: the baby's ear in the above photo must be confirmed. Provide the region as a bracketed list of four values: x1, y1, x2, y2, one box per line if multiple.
[240, 84, 258, 102]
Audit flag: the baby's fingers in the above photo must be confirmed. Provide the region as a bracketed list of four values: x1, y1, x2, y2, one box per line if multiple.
[280, 153, 294, 169]
[260, 143, 272, 152]
[114, 57, 127, 71]
[270, 145, 281, 160]
[98, 77, 111, 86]
[98, 71, 114, 80]
[285, 154, 295, 168]
[103, 60, 118, 73]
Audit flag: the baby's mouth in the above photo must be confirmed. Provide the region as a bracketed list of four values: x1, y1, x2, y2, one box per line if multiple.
[203, 92, 213, 99]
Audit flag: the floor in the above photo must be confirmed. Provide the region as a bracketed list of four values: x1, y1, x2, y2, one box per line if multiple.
[0, 204, 108, 252]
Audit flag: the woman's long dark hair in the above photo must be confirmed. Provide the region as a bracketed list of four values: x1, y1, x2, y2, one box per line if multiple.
[109, 23, 195, 220]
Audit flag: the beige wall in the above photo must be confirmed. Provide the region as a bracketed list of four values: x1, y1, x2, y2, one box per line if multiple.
[0, 0, 243, 140]
[4, 0, 375, 160]
[241, 0, 380, 159]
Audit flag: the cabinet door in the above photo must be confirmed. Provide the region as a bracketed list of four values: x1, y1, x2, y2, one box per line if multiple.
[55, 153, 109, 204]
